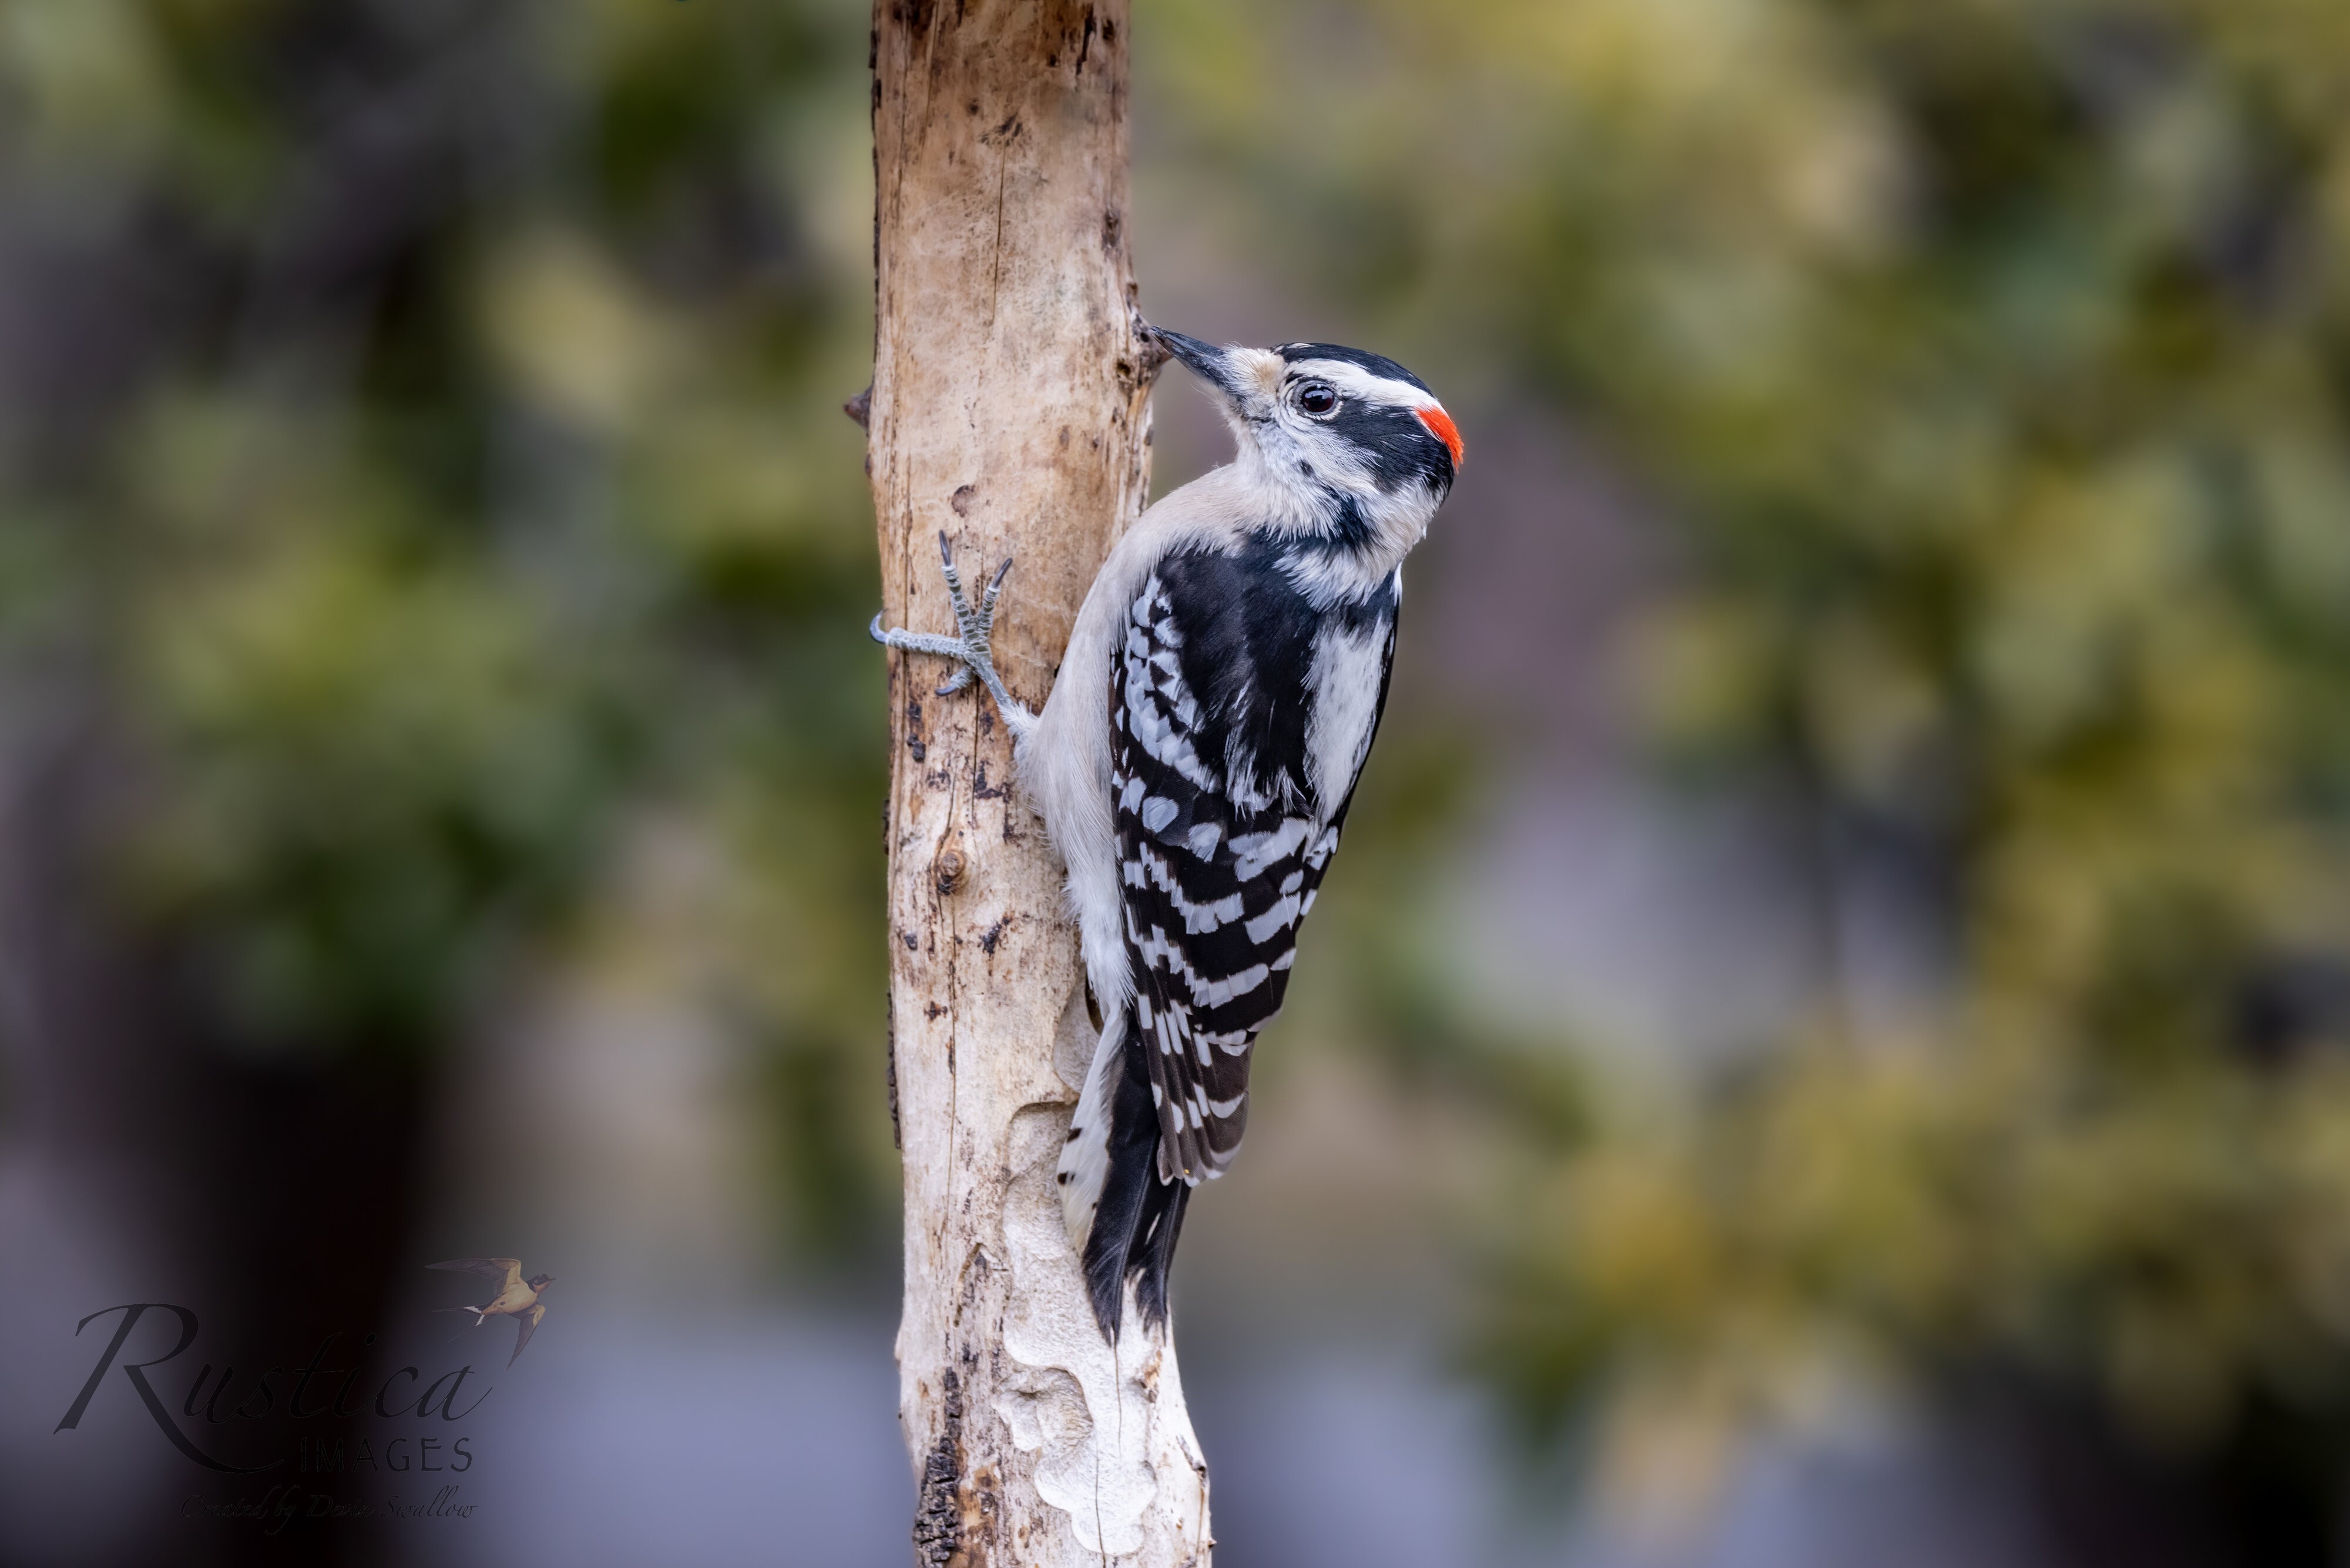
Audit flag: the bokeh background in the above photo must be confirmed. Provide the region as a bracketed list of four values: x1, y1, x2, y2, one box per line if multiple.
[6, 1, 2350, 1564]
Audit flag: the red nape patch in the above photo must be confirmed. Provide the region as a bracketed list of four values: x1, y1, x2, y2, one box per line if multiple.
[1416, 405, 1465, 471]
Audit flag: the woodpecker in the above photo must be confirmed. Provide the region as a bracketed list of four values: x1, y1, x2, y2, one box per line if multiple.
[872, 329, 1463, 1338]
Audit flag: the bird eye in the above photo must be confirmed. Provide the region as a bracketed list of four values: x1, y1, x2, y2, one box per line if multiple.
[1295, 382, 1338, 417]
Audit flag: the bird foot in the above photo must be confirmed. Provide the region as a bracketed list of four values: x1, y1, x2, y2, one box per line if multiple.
[871, 533, 1034, 733]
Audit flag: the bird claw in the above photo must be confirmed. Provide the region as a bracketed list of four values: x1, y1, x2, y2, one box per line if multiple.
[933, 552, 1014, 694]
[871, 532, 1020, 714]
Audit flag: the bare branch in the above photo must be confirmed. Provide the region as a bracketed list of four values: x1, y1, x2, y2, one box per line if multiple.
[869, 2, 1209, 1563]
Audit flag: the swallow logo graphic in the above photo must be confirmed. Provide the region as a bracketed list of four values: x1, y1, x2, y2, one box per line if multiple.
[427, 1260, 553, 1366]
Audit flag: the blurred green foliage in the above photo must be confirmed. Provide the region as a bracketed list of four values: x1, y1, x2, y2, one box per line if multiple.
[0, 0, 897, 1253]
[1147, 0, 2350, 1537]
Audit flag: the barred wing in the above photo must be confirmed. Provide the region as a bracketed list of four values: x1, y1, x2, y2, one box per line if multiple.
[1113, 572, 1349, 1184]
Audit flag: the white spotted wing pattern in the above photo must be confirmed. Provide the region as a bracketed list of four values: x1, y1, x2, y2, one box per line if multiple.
[1112, 571, 1360, 1186]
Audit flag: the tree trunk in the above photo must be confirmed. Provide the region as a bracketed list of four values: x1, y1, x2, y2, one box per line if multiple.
[868, 3, 1210, 1564]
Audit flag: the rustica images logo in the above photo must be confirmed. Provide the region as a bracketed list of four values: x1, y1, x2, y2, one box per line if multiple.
[53, 1257, 553, 1535]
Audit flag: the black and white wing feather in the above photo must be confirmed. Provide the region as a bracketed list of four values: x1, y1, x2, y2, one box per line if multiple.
[1097, 536, 1396, 1267]
[1061, 536, 1400, 1333]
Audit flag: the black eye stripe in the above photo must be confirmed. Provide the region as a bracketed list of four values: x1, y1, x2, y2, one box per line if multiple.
[1323, 400, 1457, 492]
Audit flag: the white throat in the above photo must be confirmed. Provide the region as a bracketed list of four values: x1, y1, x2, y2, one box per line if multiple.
[1224, 438, 1439, 604]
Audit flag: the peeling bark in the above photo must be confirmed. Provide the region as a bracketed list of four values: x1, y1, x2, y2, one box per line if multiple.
[870, 2, 1210, 1563]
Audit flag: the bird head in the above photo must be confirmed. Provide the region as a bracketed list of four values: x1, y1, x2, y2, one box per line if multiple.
[1148, 328, 1463, 522]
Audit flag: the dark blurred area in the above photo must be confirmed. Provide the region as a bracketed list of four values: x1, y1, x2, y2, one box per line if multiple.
[8, 1, 2350, 1566]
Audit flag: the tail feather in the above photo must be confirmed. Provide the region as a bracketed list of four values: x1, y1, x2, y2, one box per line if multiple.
[1058, 1010, 1126, 1250]
[1066, 1010, 1195, 1338]
[1130, 1169, 1191, 1328]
